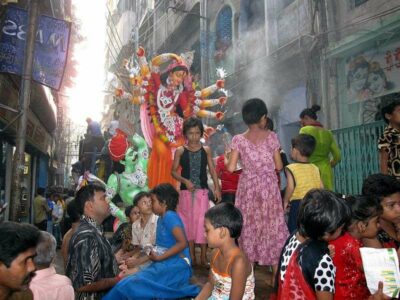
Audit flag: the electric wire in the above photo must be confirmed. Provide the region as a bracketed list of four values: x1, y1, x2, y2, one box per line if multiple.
[106, 4, 125, 51]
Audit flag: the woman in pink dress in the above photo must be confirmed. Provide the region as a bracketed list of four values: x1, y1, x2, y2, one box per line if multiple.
[226, 98, 289, 284]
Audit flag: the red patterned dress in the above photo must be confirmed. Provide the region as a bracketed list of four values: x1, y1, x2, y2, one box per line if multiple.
[329, 232, 370, 300]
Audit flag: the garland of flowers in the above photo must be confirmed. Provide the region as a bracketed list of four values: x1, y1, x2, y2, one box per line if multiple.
[146, 79, 185, 148]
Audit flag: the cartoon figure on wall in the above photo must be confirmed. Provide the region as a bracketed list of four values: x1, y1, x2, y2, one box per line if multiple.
[115, 47, 227, 188]
[366, 62, 394, 95]
[346, 53, 396, 102]
[347, 56, 370, 99]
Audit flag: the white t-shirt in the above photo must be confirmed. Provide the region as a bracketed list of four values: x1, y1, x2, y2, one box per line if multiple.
[131, 213, 158, 248]
[52, 202, 63, 223]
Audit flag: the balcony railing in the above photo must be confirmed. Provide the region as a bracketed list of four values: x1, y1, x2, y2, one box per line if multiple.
[332, 121, 385, 195]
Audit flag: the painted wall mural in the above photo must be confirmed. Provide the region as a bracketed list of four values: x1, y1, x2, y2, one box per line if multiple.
[346, 42, 400, 103]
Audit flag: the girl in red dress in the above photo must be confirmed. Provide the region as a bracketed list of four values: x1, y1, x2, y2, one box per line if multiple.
[272, 189, 351, 300]
[329, 195, 382, 299]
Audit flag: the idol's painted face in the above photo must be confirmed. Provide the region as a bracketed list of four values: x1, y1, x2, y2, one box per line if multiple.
[125, 148, 138, 163]
[169, 70, 187, 86]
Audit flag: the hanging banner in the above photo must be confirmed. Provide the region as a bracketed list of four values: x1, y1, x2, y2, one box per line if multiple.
[0, 6, 71, 90]
[345, 42, 400, 103]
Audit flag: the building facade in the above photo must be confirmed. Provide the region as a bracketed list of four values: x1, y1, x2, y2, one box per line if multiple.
[104, 0, 143, 134]
[0, 0, 72, 222]
[103, 0, 400, 194]
[322, 0, 400, 193]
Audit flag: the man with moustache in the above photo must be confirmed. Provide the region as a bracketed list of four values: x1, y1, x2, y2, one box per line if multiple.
[66, 184, 119, 300]
[0, 222, 40, 300]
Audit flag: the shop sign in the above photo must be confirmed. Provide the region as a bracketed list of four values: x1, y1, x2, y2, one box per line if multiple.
[0, 6, 71, 90]
[345, 42, 400, 103]
[29, 120, 51, 154]
[0, 109, 52, 154]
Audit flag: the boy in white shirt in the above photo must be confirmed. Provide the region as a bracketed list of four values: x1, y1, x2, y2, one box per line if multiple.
[120, 192, 158, 274]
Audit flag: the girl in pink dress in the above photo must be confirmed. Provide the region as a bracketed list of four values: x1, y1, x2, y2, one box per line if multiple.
[226, 98, 289, 283]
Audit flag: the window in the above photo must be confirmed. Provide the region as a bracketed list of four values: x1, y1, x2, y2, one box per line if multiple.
[215, 6, 233, 62]
[239, 0, 265, 33]
[216, 6, 233, 43]
[209, 5, 235, 80]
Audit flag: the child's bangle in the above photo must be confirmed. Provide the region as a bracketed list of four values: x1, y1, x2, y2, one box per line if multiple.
[116, 274, 123, 281]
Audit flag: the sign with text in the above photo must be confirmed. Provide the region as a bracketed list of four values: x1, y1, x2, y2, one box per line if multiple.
[0, 6, 71, 90]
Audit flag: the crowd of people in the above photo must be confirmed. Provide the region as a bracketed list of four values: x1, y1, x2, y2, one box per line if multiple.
[1, 98, 400, 300]
[33, 188, 75, 248]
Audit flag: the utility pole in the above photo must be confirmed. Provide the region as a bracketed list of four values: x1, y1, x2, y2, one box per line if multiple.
[65, 118, 72, 188]
[200, 0, 209, 87]
[10, 0, 39, 221]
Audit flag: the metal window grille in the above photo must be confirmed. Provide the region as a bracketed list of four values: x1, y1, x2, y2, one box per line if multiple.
[332, 121, 385, 195]
[216, 6, 233, 46]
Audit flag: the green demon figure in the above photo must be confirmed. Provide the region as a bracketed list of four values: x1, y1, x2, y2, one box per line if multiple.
[106, 134, 149, 221]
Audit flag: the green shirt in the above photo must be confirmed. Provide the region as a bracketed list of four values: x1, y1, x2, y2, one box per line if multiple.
[300, 125, 341, 190]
